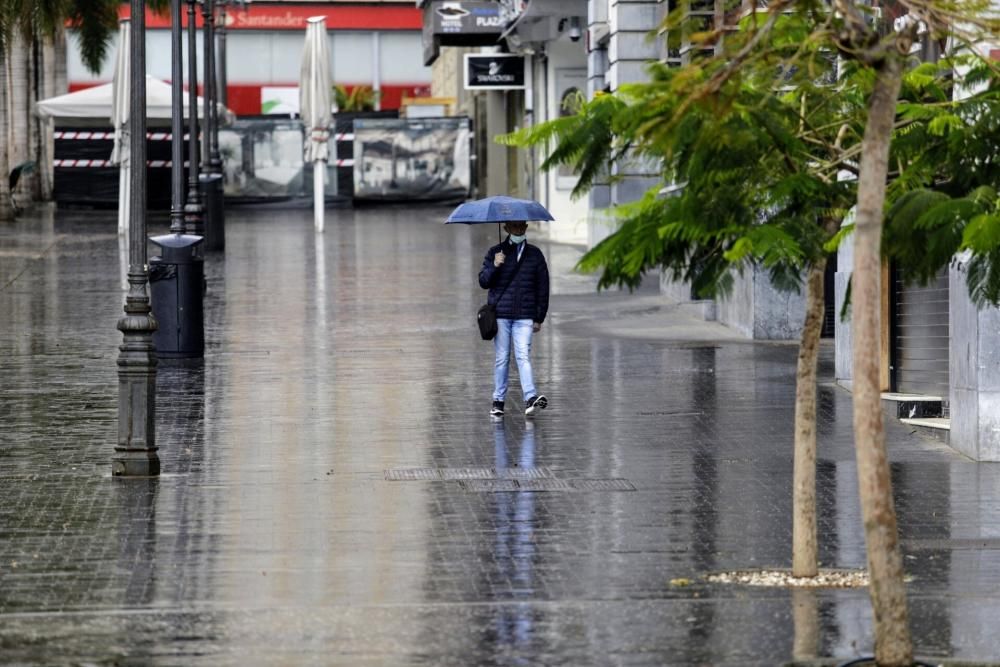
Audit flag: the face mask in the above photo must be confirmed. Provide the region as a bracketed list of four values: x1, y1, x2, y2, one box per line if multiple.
[509, 234, 526, 244]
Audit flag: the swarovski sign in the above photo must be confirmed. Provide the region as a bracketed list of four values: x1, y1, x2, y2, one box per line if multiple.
[464, 54, 526, 90]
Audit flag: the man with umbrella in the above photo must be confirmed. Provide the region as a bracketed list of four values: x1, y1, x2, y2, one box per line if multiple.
[447, 196, 552, 418]
[479, 220, 550, 418]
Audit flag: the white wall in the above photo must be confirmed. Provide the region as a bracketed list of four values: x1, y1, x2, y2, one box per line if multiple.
[541, 39, 589, 246]
[67, 30, 431, 87]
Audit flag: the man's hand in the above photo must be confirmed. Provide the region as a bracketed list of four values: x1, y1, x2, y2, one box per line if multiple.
[533, 322, 542, 333]
[494, 251, 506, 268]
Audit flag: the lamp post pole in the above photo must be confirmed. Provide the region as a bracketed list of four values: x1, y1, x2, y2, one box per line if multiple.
[208, 1, 222, 174]
[114, 0, 159, 477]
[201, 0, 226, 251]
[170, 0, 185, 235]
[201, 0, 218, 174]
[217, 1, 228, 110]
[184, 0, 204, 234]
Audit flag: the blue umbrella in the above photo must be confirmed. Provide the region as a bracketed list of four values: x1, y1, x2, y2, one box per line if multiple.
[445, 195, 554, 242]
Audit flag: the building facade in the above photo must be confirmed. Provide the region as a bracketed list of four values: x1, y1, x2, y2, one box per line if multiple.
[67, 1, 433, 116]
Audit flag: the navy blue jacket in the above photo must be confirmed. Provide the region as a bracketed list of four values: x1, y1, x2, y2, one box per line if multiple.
[479, 238, 550, 323]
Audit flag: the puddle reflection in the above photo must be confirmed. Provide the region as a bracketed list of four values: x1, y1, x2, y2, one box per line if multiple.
[490, 421, 541, 657]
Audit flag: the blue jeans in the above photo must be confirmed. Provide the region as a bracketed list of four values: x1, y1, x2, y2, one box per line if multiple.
[493, 319, 536, 402]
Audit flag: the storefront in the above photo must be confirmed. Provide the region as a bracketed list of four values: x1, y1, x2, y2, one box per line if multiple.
[66, 2, 433, 116]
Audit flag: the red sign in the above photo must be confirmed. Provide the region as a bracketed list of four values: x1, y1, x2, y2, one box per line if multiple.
[123, 3, 422, 31]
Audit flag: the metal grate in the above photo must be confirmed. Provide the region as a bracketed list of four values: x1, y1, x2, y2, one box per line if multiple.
[384, 467, 554, 481]
[458, 478, 636, 492]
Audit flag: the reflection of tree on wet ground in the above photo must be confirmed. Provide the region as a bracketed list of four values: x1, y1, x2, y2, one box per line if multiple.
[685, 347, 720, 660]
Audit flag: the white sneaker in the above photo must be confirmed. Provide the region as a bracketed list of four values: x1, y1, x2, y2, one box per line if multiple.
[525, 395, 547, 416]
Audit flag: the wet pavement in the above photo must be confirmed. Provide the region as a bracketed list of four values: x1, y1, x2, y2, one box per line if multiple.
[1, 205, 999, 666]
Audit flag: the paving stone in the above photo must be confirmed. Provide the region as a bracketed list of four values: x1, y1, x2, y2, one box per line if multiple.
[0, 206, 998, 665]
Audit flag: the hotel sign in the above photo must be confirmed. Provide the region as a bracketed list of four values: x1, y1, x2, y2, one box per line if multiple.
[422, 1, 506, 65]
[464, 54, 526, 90]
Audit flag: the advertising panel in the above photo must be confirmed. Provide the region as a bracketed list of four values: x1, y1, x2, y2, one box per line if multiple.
[353, 117, 471, 201]
[463, 54, 526, 90]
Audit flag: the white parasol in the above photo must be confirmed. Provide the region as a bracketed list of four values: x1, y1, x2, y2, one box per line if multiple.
[299, 16, 332, 233]
[109, 20, 130, 239]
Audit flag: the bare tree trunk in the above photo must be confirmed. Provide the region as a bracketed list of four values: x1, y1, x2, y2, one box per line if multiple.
[40, 33, 58, 200]
[27, 36, 43, 201]
[851, 56, 913, 666]
[792, 256, 827, 577]
[9, 34, 30, 211]
[54, 26, 67, 95]
[0, 48, 11, 221]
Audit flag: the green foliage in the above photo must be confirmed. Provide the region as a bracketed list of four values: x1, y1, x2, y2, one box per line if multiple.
[500, 92, 625, 198]
[502, 8, 1000, 307]
[0, 0, 140, 74]
[334, 85, 377, 112]
[65, 0, 119, 74]
[504, 17, 857, 296]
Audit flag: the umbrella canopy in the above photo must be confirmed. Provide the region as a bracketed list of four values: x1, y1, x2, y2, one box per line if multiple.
[300, 16, 332, 234]
[110, 19, 130, 166]
[109, 20, 130, 240]
[300, 16, 332, 163]
[445, 195, 554, 224]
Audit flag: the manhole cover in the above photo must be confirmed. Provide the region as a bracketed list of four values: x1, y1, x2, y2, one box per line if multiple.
[458, 478, 636, 492]
[384, 467, 554, 481]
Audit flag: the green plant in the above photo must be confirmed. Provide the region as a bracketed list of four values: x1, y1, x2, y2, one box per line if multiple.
[333, 84, 377, 112]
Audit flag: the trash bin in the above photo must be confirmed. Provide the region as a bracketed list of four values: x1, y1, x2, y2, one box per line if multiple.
[199, 172, 225, 252]
[149, 233, 205, 358]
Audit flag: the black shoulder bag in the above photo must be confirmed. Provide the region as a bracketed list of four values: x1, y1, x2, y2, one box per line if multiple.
[477, 250, 523, 341]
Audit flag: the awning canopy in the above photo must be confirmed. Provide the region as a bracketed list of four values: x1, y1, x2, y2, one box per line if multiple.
[36, 75, 235, 126]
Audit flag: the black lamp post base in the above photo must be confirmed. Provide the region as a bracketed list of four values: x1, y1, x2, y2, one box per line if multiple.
[112, 451, 161, 477]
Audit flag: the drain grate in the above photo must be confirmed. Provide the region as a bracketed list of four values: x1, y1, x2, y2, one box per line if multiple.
[384, 467, 554, 481]
[458, 478, 636, 492]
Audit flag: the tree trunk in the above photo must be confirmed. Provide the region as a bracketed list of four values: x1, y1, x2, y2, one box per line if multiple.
[0, 48, 11, 221]
[8, 34, 30, 211]
[27, 36, 42, 201]
[40, 34, 57, 201]
[851, 56, 913, 666]
[792, 256, 827, 577]
[54, 26, 68, 95]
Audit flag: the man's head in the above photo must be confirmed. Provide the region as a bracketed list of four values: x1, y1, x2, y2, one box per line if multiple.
[504, 221, 528, 237]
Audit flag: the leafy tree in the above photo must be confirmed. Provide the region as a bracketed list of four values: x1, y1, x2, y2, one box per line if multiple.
[504, 1, 1000, 663]
[0, 0, 166, 219]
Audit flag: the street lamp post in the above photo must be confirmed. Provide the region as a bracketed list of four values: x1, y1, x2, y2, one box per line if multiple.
[170, 0, 186, 236]
[200, 0, 225, 251]
[206, 0, 222, 174]
[147, 0, 206, 360]
[114, 0, 159, 477]
[218, 1, 228, 109]
[184, 0, 204, 235]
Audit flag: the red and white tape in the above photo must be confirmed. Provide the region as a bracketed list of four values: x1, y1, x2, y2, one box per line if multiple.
[54, 159, 176, 168]
[54, 131, 178, 141]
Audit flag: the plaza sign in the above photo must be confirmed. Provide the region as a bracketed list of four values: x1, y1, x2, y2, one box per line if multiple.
[463, 54, 526, 90]
[422, 0, 507, 65]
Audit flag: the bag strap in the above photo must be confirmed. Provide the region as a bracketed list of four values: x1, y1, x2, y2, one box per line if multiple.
[493, 243, 524, 305]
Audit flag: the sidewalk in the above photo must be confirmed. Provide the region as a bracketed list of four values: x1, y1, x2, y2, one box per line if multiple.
[1, 205, 998, 666]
